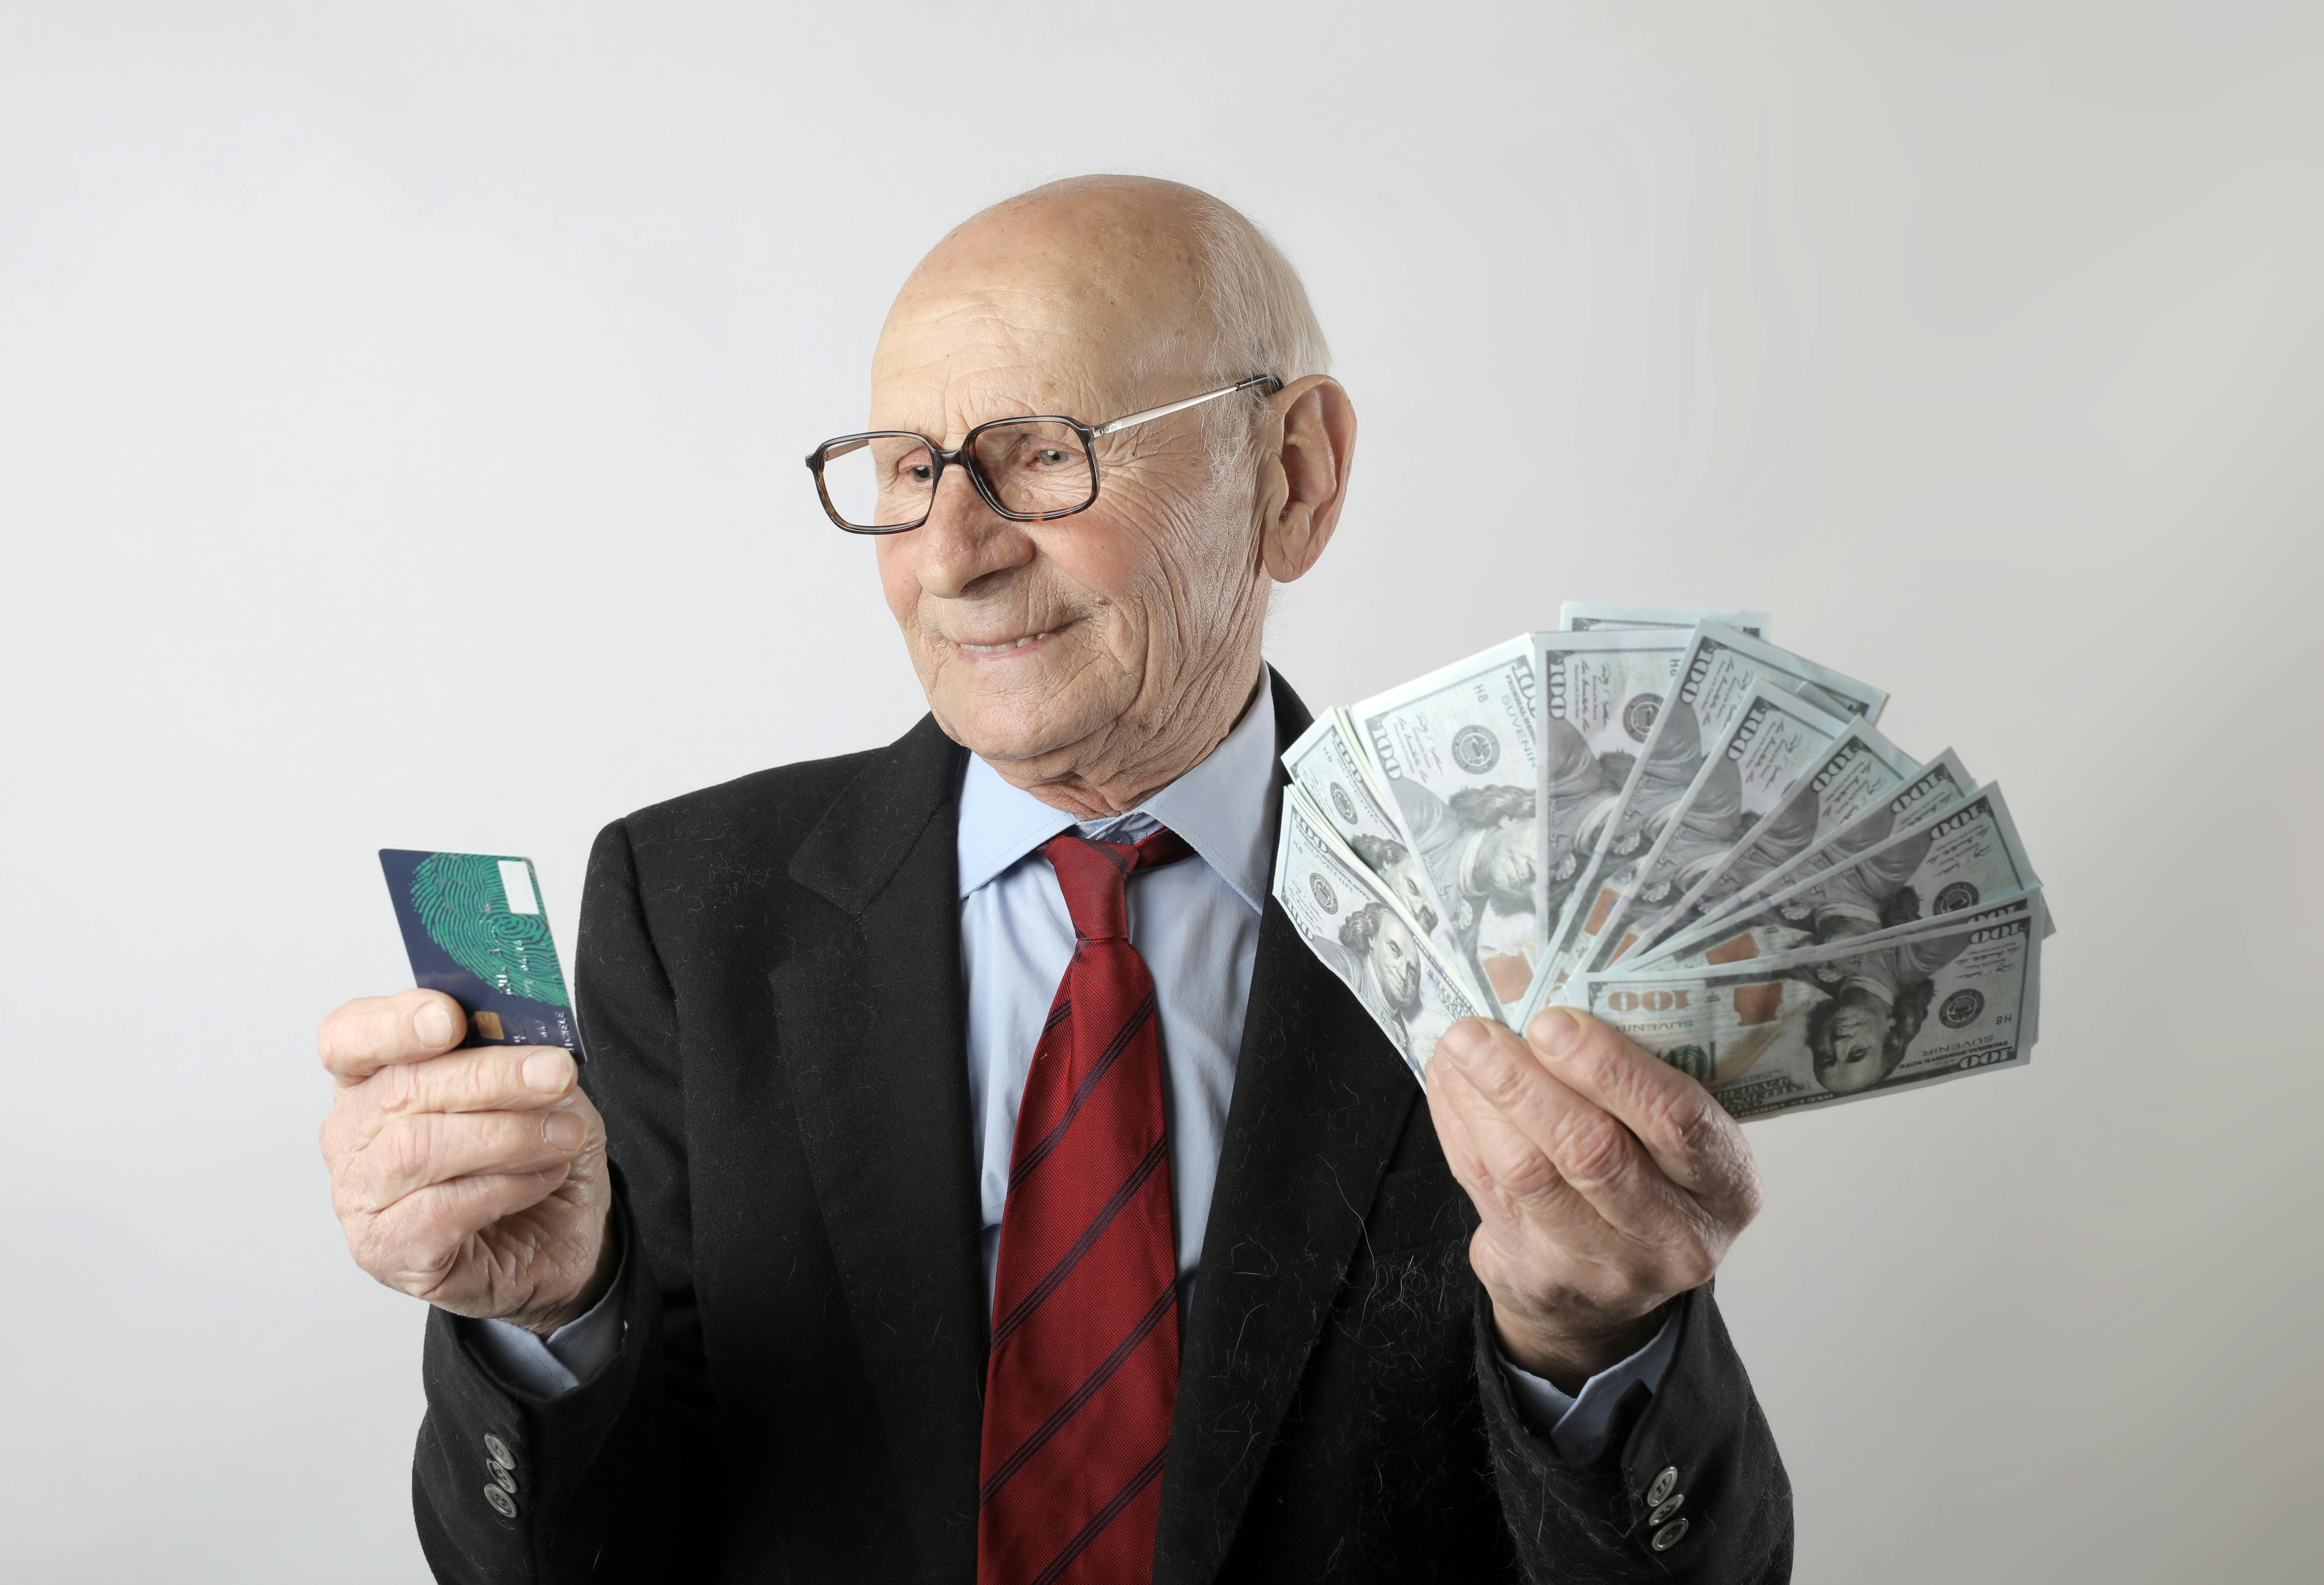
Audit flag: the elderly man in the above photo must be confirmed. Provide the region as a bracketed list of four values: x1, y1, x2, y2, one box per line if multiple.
[318, 176, 1789, 1584]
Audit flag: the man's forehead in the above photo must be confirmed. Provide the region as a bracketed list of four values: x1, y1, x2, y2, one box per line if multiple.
[872, 284, 1129, 429]
[869, 202, 1210, 434]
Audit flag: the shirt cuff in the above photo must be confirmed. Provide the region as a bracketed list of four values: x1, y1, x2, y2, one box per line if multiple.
[460, 1244, 630, 1400]
[1497, 1308, 1682, 1462]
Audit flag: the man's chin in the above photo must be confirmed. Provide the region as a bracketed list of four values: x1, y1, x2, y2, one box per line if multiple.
[933, 689, 1109, 771]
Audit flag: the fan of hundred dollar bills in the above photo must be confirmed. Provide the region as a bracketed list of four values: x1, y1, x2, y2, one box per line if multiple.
[1275, 603, 2050, 1120]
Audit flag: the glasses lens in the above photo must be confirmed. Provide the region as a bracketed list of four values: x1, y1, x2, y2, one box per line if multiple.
[968, 420, 1096, 518]
[817, 433, 937, 530]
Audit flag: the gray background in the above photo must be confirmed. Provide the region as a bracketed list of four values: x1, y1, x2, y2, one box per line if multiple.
[3, 3, 2319, 1578]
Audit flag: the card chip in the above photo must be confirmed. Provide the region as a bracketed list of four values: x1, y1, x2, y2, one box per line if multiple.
[472, 1010, 506, 1040]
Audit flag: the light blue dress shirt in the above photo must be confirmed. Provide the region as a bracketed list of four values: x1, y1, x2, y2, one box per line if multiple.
[471, 676, 1674, 1459]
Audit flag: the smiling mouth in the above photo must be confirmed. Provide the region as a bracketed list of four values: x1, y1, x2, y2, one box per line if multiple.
[955, 625, 1067, 656]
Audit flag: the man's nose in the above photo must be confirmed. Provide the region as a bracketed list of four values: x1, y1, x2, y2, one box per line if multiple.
[910, 461, 1036, 601]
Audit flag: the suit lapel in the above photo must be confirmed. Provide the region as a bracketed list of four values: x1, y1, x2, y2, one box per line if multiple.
[768, 686, 1420, 1584]
[1154, 673, 1422, 1585]
[775, 715, 987, 1584]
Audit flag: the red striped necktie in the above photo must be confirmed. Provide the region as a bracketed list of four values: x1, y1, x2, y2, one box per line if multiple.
[977, 826, 1195, 1585]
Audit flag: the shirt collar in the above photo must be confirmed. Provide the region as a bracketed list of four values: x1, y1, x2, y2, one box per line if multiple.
[955, 672, 1278, 914]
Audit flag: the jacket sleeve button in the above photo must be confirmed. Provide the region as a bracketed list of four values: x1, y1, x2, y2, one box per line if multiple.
[484, 1433, 516, 1470]
[1651, 1515, 1690, 1551]
[1645, 1465, 1679, 1506]
[483, 1484, 519, 1520]
[1650, 1493, 1684, 1525]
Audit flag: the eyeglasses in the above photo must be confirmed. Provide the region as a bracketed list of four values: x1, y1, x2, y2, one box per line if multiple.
[805, 375, 1282, 534]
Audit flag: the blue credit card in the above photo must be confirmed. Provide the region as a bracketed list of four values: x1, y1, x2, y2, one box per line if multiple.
[379, 849, 580, 1052]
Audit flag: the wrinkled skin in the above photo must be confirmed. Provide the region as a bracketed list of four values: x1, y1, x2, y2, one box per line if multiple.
[315, 176, 1353, 1333]
[316, 177, 1762, 1384]
[1430, 1009, 1763, 1386]
[317, 989, 614, 1331]
[869, 179, 1349, 817]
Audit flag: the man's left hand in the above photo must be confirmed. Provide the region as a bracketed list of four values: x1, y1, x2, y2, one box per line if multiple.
[1427, 1007, 1763, 1391]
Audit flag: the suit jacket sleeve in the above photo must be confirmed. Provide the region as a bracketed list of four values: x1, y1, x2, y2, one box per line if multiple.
[1474, 1283, 1793, 1582]
[409, 817, 711, 1584]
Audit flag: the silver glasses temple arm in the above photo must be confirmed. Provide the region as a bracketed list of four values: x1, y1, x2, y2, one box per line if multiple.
[1091, 375, 1281, 438]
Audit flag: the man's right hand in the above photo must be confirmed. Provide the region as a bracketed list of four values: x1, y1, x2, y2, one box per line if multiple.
[319, 989, 615, 1335]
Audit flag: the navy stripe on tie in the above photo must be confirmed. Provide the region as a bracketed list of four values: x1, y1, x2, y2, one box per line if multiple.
[978, 1277, 1180, 1510]
[1043, 1000, 1071, 1035]
[990, 1138, 1168, 1354]
[1074, 835, 1133, 877]
[1026, 1444, 1171, 1585]
[1006, 989, 1156, 1193]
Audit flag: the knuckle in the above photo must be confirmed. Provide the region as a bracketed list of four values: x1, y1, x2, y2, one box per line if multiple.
[375, 1060, 425, 1117]
[1493, 1142, 1563, 1204]
[374, 1115, 435, 1186]
[316, 1021, 355, 1075]
[346, 1215, 396, 1278]
[318, 996, 388, 1070]
[1466, 1228, 1512, 1290]
[1665, 1240, 1717, 1293]
[1643, 1085, 1719, 1161]
[1467, 1029, 1536, 1102]
[1551, 1110, 1630, 1187]
[361, 1201, 455, 1285]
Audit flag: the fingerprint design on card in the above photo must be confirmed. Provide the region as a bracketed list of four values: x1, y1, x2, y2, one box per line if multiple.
[409, 853, 570, 1006]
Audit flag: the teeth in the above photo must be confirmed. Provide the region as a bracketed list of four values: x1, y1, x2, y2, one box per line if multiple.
[962, 631, 1053, 655]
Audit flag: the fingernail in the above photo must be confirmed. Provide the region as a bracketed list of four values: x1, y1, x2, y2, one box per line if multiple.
[1439, 1019, 1494, 1068]
[543, 1112, 585, 1152]
[413, 1000, 454, 1047]
[523, 1050, 574, 1094]
[1529, 1008, 1583, 1055]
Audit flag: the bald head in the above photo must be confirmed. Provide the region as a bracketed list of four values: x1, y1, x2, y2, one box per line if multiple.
[876, 176, 1328, 450]
[861, 175, 1355, 819]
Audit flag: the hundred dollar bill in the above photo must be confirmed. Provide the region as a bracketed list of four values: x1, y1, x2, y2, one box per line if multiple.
[1626, 721, 1923, 961]
[1575, 682, 1850, 976]
[1575, 893, 2044, 1120]
[1531, 626, 1696, 967]
[1273, 785, 1493, 1082]
[1353, 635, 1542, 1014]
[1633, 748, 1978, 967]
[1641, 785, 2041, 974]
[1560, 602, 1771, 640]
[1528, 623, 1887, 1014]
[1284, 708, 1493, 1005]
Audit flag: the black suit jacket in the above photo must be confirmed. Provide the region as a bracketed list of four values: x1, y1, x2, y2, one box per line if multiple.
[411, 673, 1792, 1582]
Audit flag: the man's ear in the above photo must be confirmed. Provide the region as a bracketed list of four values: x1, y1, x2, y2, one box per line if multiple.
[1255, 376, 1357, 583]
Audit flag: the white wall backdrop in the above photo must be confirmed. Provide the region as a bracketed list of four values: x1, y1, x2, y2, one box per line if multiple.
[4, 3, 2319, 1579]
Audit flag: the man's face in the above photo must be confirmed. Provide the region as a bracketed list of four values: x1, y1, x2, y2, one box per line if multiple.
[1817, 998, 1889, 1094]
[1371, 911, 1423, 1013]
[868, 237, 1262, 779]
[1475, 817, 1538, 909]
